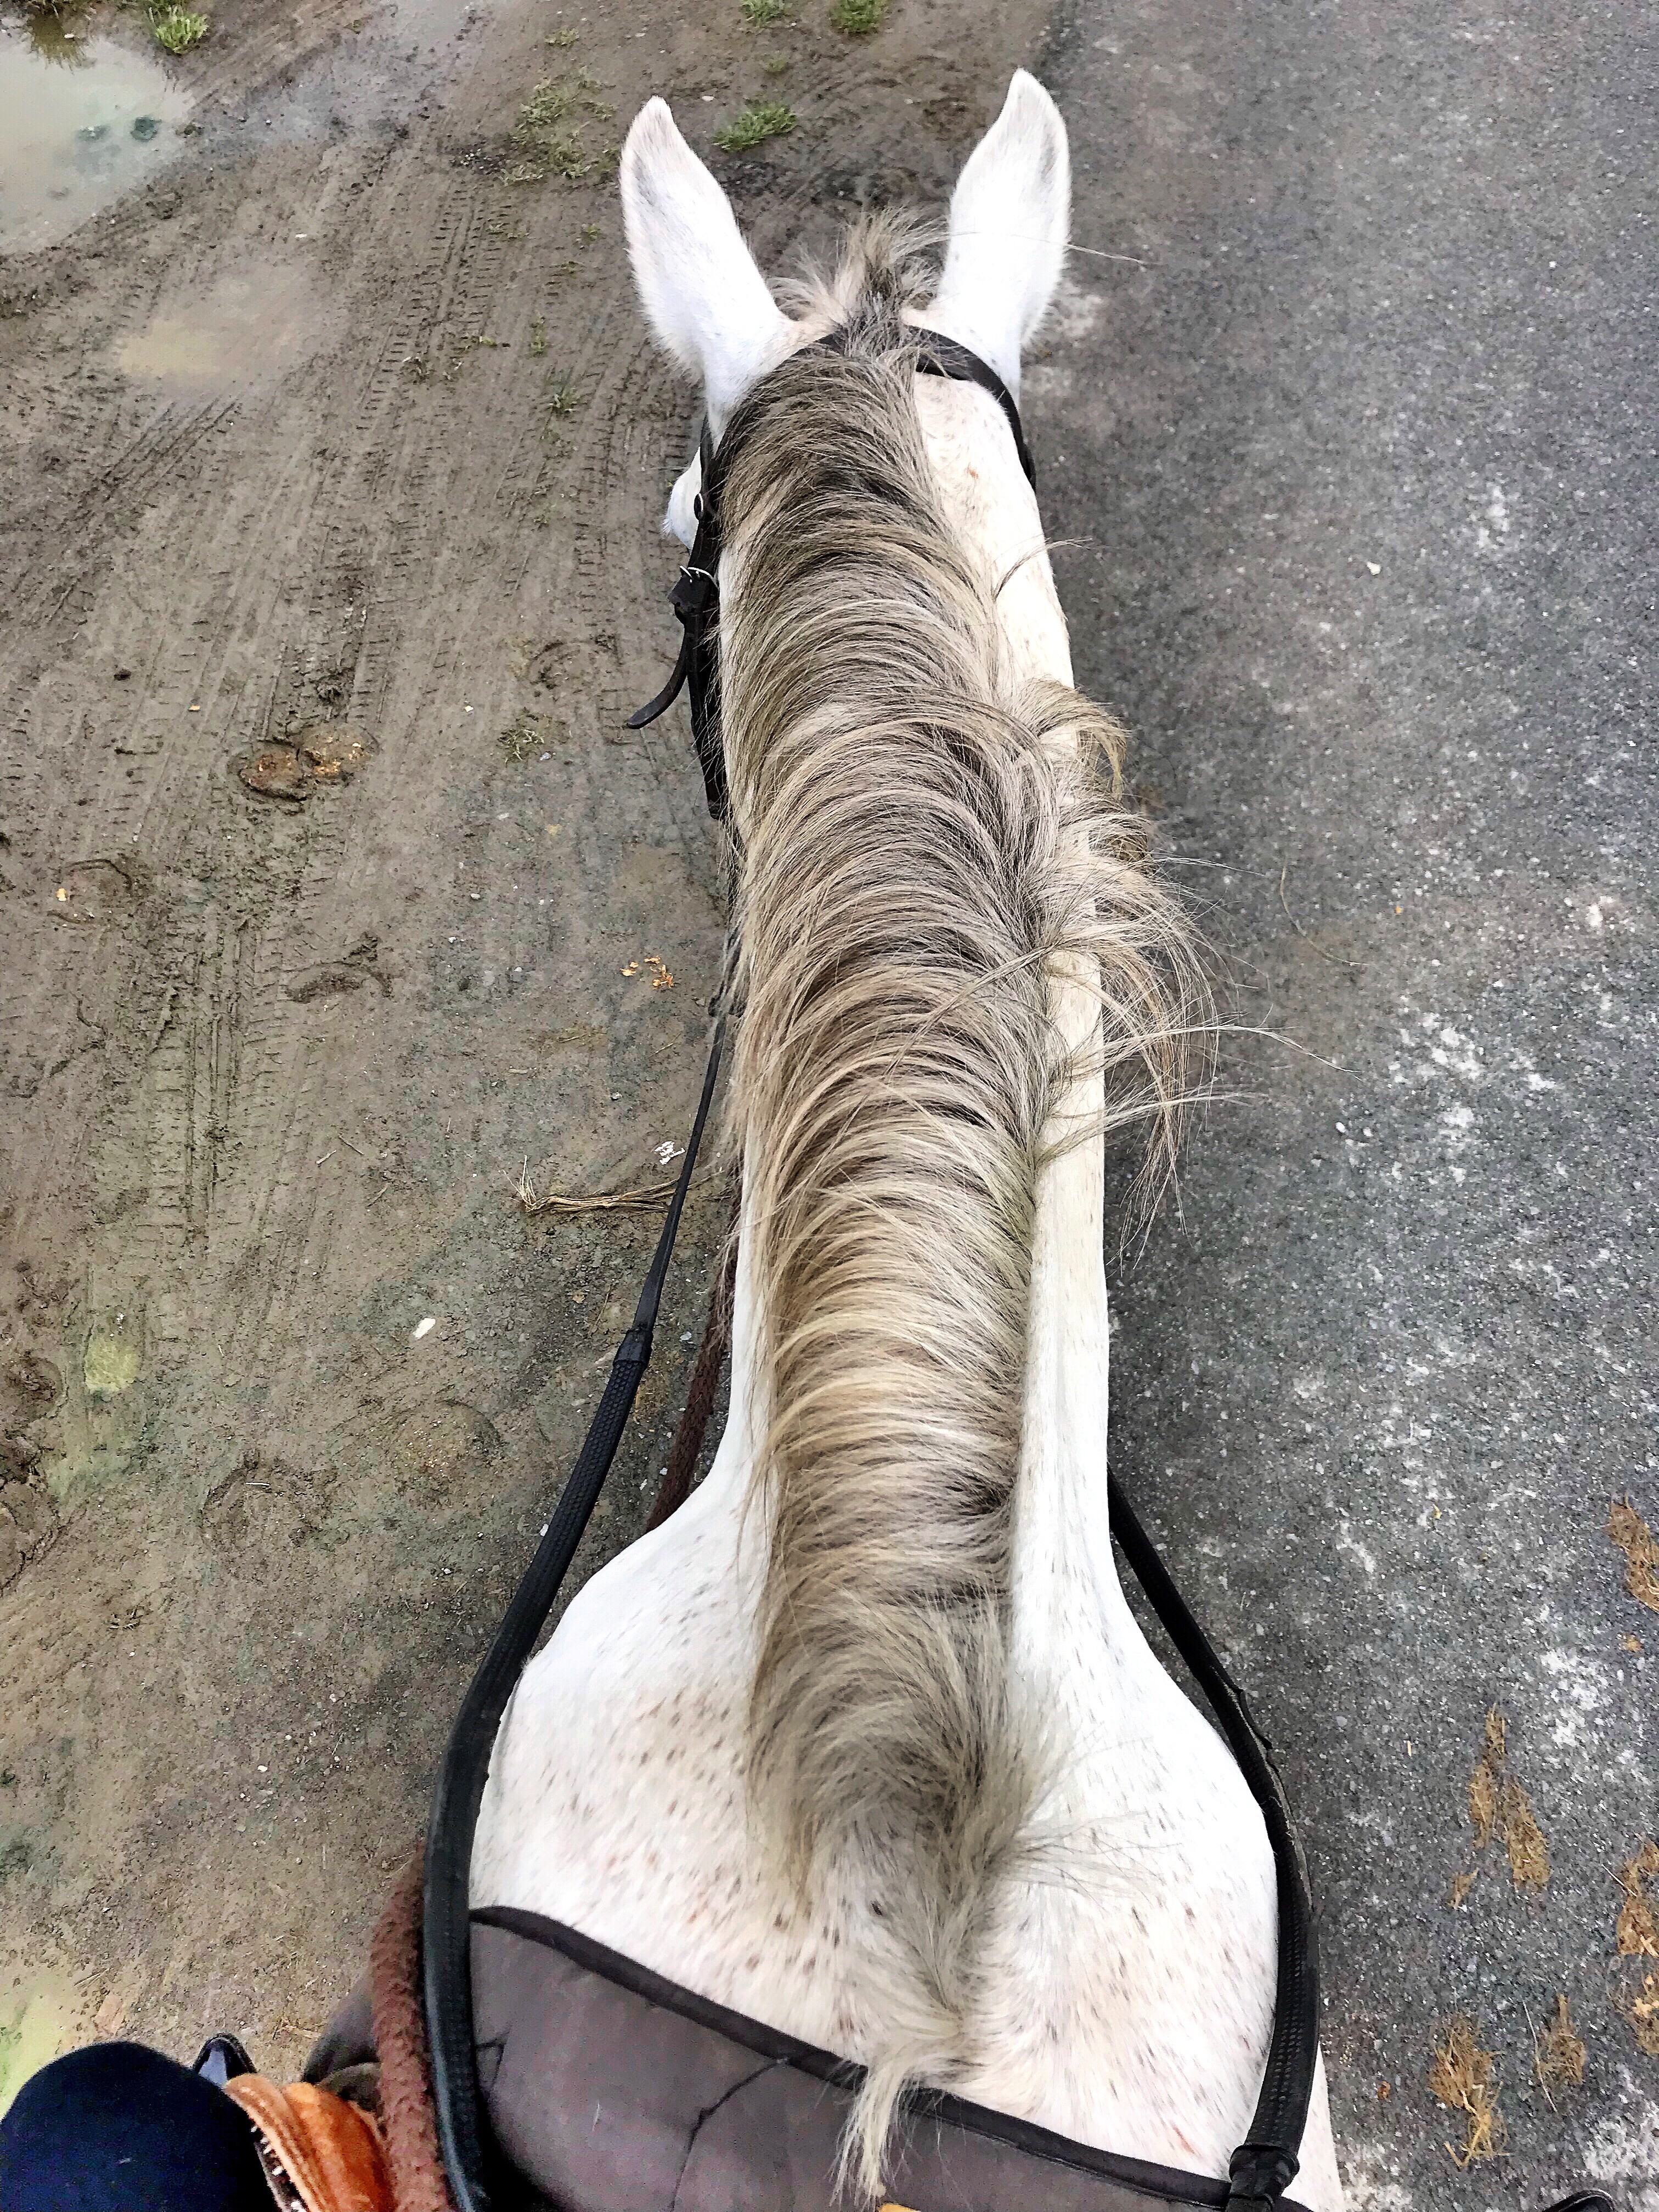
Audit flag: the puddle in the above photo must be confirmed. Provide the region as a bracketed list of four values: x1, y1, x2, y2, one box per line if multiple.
[0, 20, 191, 254]
[116, 259, 326, 394]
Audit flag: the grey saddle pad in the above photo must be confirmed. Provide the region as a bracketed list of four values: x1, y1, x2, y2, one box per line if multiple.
[470, 1908, 1313, 2212]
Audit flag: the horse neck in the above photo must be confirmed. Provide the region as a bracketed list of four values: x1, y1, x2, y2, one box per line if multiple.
[915, 373, 1136, 1692]
[699, 373, 1136, 1696]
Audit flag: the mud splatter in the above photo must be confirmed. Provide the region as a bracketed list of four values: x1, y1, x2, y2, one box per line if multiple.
[1429, 2016, 1503, 2166]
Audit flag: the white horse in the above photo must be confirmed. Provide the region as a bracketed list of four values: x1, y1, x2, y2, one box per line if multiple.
[475, 72, 1342, 2210]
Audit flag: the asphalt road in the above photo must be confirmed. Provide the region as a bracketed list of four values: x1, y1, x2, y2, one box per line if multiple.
[1032, 2, 1657, 2204]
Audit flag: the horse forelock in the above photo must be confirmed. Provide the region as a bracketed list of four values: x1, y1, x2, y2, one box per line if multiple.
[715, 229, 1210, 2192]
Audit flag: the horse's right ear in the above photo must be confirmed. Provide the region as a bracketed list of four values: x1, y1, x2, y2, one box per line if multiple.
[620, 99, 791, 426]
[927, 71, 1070, 401]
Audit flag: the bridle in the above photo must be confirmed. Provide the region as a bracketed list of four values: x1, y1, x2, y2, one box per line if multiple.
[625, 327, 1037, 828]
[420, 331, 1617, 2212]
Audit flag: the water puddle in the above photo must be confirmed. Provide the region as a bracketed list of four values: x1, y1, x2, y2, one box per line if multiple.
[116, 258, 327, 394]
[0, 19, 191, 254]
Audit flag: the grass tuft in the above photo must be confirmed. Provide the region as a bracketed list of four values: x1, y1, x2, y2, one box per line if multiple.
[544, 24, 579, 44]
[761, 51, 789, 74]
[149, 3, 209, 52]
[500, 711, 548, 764]
[714, 101, 795, 152]
[741, 0, 787, 20]
[508, 72, 612, 183]
[828, 0, 884, 30]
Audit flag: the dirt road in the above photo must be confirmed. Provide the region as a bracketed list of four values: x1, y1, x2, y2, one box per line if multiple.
[5, 0, 1654, 2203]
[0, 0, 1043, 2092]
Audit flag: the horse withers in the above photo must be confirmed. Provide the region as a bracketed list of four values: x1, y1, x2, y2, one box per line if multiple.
[472, 71, 1347, 2212]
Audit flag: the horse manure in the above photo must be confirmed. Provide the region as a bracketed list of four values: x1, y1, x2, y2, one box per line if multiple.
[1615, 1840, 1659, 1958]
[1609, 1496, 1659, 1613]
[1616, 1973, 1659, 2057]
[1465, 1707, 1549, 1891]
[239, 744, 308, 800]
[1428, 2016, 1503, 2166]
[1533, 1995, 1586, 2100]
[237, 727, 372, 801]
[296, 723, 373, 781]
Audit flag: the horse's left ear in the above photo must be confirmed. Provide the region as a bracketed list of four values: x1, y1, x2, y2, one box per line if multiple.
[927, 71, 1070, 400]
[621, 98, 791, 425]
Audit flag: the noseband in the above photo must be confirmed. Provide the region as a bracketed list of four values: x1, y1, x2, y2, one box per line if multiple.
[626, 329, 1036, 826]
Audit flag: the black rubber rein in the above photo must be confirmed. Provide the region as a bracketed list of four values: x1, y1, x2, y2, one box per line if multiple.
[424, 1020, 725, 2212]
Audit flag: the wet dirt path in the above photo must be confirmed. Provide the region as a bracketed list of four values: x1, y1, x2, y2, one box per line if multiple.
[0, 0, 1046, 2091]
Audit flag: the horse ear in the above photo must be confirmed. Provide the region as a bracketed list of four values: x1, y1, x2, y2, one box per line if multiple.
[620, 98, 791, 424]
[927, 71, 1070, 399]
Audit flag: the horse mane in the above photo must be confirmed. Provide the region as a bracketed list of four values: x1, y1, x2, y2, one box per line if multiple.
[716, 218, 1209, 2187]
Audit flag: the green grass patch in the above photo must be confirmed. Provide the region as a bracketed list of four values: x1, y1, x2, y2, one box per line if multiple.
[714, 101, 795, 152]
[149, 3, 209, 52]
[544, 370, 581, 416]
[761, 51, 789, 74]
[741, 0, 787, 21]
[516, 77, 573, 132]
[829, 0, 884, 31]
[508, 72, 613, 183]
[544, 25, 579, 44]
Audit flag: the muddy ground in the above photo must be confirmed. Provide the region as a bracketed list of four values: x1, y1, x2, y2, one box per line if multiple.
[2, 0, 1656, 2204]
[0, 0, 1049, 2103]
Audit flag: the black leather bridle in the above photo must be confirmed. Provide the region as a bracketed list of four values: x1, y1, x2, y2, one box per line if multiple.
[421, 330, 1617, 2212]
[625, 328, 1036, 827]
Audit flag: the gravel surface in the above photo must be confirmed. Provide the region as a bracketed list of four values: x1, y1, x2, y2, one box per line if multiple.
[1036, 3, 1657, 2203]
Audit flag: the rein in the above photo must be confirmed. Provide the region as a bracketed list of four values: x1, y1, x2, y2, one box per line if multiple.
[423, 332, 1319, 2212]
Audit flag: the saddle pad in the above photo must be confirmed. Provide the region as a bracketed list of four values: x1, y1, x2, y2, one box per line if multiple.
[470, 1908, 1313, 2212]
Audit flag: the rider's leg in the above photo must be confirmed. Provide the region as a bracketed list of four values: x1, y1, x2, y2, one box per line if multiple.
[0, 2040, 270, 2211]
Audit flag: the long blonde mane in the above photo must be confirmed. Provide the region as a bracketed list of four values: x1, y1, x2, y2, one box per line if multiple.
[716, 223, 1209, 2171]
